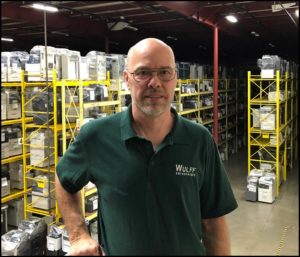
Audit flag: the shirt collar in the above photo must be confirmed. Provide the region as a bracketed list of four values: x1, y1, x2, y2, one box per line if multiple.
[120, 104, 190, 145]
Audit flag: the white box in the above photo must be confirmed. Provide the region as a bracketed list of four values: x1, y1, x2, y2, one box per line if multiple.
[261, 69, 274, 79]
[1, 52, 9, 82]
[258, 176, 276, 203]
[61, 50, 80, 80]
[268, 91, 284, 101]
[47, 235, 62, 251]
[79, 56, 89, 80]
[86, 51, 106, 81]
[26, 45, 56, 81]
[260, 106, 275, 130]
[252, 108, 260, 128]
[1, 91, 7, 120]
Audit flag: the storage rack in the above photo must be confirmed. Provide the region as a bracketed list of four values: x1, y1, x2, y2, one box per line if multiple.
[247, 70, 291, 196]
[1, 76, 32, 204]
[60, 71, 119, 223]
[22, 69, 61, 225]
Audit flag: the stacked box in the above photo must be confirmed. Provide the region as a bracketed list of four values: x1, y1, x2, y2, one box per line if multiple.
[25, 45, 56, 81]
[1, 128, 9, 159]
[31, 174, 55, 210]
[7, 51, 29, 82]
[1, 205, 8, 235]
[86, 51, 106, 81]
[79, 56, 89, 80]
[47, 225, 62, 256]
[5, 89, 21, 120]
[30, 129, 54, 167]
[61, 50, 81, 80]
[1, 169, 10, 197]
[1, 52, 9, 82]
[85, 194, 98, 213]
[260, 106, 275, 130]
[7, 198, 24, 227]
[7, 126, 22, 157]
[258, 174, 276, 203]
[1, 91, 7, 120]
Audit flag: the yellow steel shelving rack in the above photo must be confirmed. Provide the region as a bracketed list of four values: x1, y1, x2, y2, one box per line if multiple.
[60, 71, 120, 224]
[217, 79, 228, 160]
[247, 70, 290, 197]
[176, 79, 201, 122]
[199, 79, 214, 134]
[1, 76, 33, 205]
[22, 69, 60, 225]
[227, 79, 238, 156]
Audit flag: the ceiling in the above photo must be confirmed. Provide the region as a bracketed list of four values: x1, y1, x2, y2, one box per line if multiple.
[1, 1, 299, 65]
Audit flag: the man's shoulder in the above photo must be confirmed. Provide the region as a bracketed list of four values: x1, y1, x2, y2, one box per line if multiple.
[80, 112, 123, 135]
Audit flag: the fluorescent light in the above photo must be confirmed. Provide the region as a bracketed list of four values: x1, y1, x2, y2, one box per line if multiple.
[32, 3, 58, 12]
[296, 9, 299, 17]
[225, 15, 238, 23]
[1, 37, 14, 42]
[251, 31, 260, 37]
[268, 43, 275, 48]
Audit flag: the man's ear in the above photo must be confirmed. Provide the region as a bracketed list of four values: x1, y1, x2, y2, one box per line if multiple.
[123, 71, 131, 91]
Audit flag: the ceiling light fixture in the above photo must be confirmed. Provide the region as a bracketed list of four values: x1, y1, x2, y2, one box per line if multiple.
[1, 37, 14, 42]
[296, 9, 299, 17]
[32, 3, 58, 12]
[167, 36, 178, 41]
[225, 15, 238, 23]
[268, 43, 275, 48]
[251, 31, 260, 37]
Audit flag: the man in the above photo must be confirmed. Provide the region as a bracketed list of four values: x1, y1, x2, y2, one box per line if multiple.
[55, 38, 238, 256]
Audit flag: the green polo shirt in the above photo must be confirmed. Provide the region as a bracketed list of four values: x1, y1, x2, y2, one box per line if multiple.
[56, 105, 237, 255]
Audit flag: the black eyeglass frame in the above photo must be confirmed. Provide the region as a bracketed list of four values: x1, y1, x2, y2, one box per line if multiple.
[127, 67, 177, 83]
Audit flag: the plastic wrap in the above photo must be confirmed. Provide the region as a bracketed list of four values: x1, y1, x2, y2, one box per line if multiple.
[1, 229, 30, 256]
[18, 218, 47, 256]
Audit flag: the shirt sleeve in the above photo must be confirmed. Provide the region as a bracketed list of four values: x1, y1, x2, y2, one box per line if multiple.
[56, 127, 91, 194]
[200, 132, 238, 219]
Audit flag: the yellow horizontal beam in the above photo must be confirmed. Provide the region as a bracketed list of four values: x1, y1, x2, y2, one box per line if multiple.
[1, 189, 31, 203]
[83, 100, 120, 108]
[1, 117, 33, 126]
[1, 153, 30, 165]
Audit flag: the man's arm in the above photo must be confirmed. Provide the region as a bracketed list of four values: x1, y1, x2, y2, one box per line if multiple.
[202, 215, 231, 256]
[55, 173, 101, 255]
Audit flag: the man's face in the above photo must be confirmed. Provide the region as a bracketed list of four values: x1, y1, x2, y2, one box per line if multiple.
[124, 42, 177, 117]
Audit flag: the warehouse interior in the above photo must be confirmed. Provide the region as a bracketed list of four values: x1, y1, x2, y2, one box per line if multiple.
[1, 1, 299, 256]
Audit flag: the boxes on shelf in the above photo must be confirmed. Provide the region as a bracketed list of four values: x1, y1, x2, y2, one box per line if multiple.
[31, 174, 55, 210]
[7, 126, 22, 157]
[1, 129, 9, 159]
[86, 51, 106, 81]
[251, 108, 260, 128]
[25, 45, 56, 81]
[1, 205, 8, 235]
[1, 91, 7, 120]
[85, 193, 98, 213]
[30, 129, 55, 167]
[1, 169, 10, 197]
[260, 106, 275, 130]
[60, 228, 70, 255]
[7, 198, 24, 227]
[7, 51, 29, 82]
[61, 50, 81, 80]
[268, 91, 284, 101]
[5, 89, 21, 120]
[1, 52, 9, 82]
[79, 56, 89, 80]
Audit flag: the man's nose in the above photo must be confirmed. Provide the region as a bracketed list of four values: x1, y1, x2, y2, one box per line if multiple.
[147, 71, 162, 88]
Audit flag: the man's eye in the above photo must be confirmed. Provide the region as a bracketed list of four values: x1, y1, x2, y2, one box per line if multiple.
[136, 70, 151, 76]
[160, 69, 171, 75]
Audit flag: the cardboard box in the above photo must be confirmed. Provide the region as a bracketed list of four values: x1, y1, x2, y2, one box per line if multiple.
[260, 106, 275, 130]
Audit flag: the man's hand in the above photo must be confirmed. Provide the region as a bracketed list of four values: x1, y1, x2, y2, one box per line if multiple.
[68, 234, 104, 256]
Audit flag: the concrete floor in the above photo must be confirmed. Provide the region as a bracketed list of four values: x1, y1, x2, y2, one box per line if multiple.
[224, 148, 299, 256]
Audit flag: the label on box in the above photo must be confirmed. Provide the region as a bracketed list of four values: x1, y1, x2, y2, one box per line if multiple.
[38, 181, 45, 188]
[47, 236, 62, 251]
[90, 91, 95, 101]
[262, 134, 269, 139]
[2, 177, 8, 187]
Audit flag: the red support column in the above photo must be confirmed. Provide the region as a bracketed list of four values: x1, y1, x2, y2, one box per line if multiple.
[213, 27, 219, 144]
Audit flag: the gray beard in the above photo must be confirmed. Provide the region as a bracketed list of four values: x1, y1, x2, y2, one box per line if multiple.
[133, 100, 170, 117]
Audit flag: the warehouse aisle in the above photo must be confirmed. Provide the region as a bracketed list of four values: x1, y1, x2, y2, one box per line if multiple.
[225, 148, 299, 256]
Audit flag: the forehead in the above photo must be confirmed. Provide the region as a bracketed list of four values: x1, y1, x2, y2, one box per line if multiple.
[128, 42, 175, 69]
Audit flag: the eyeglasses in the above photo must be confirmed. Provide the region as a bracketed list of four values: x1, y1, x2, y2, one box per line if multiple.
[128, 67, 177, 83]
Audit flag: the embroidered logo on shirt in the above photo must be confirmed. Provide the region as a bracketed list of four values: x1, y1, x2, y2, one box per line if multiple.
[175, 164, 197, 177]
